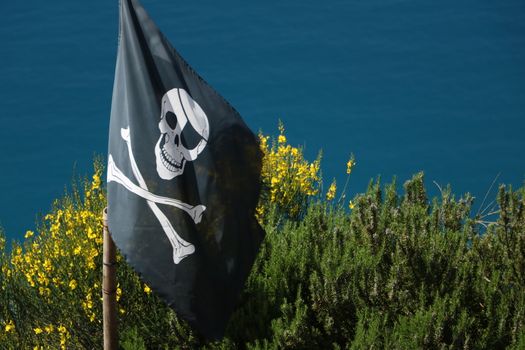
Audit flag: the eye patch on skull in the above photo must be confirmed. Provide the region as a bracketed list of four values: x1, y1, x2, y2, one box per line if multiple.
[178, 119, 205, 149]
[160, 110, 206, 150]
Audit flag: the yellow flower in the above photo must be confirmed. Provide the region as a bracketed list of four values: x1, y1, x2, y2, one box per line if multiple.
[255, 205, 265, 222]
[43, 259, 52, 272]
[259, 134, 269, 151]
[69, 279, 77, 290]
[34, 327, 43, 334]
[73, 246, 81, 255]
[4, 320, 15, 332]
[44, 324, 54, 334]
[92, 173, 101, 190]
[346, 157, 355, 174]
[1, 265, 11, 278]
[25, 230, 34, 239]
[257, 124, 324, 216]
[349, 200, 355, 210]
[326, 180, 337, 201]
[38, 287, 51, 297]
[58, 324, 69, 349]
[82, 292, 94, 312]
[116, 286, 122, 302]
[25, 273, 35, 287]
[87, 227, 97, 240]
[144, 284, 152, 294]
[119, 308, 126, 315]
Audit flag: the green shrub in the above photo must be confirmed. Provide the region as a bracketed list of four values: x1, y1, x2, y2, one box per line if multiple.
[0, 131, 524, 349]
[227, 175, 525, 349]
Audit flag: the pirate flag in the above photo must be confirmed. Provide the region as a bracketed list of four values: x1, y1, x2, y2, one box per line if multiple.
[107, 0, 264, 339]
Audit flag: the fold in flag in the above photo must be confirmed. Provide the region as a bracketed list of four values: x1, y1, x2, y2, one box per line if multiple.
[107, 0, 264, 339]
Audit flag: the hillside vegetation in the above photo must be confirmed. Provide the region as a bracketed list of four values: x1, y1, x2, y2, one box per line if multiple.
[1, 126, 524, 349]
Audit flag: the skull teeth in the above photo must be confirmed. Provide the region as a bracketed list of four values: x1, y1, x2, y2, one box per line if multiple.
[160, 146, 183, 172]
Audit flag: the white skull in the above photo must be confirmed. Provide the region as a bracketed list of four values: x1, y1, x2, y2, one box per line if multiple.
[155, 88, 210, 180]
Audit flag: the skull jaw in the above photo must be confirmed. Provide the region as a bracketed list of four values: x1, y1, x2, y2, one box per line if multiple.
[155, 140, 185, 180]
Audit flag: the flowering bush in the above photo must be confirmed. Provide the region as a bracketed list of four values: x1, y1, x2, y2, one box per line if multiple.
[1, 124, 524, 349]
[0, 127, 349, 349]
[1, 164, 102, 348]
[0, 158, 201, 348]
[257, 122, 322, 222]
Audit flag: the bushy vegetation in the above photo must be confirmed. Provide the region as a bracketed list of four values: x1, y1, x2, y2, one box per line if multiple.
[1, 125, 524, 349]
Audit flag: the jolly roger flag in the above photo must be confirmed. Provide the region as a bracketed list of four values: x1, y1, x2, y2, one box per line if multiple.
[107, 0, 264, 339]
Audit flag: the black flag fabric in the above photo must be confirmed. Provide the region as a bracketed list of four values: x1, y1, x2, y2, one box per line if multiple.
[107, 0, 264, 339]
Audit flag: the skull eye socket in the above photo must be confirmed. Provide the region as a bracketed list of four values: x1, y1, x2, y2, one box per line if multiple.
[165, 111, 178, 130]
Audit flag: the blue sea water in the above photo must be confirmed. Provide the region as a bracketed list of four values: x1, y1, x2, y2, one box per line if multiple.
[0, 0, 524, 242]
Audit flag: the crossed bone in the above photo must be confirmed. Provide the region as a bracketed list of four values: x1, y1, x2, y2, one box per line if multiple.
[108, 127, 205, 264]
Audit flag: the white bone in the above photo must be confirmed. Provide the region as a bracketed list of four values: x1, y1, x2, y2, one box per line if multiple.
[119, 128, 198, 264]
[108, 154, 196, 264]
[108, 155, 205, 224]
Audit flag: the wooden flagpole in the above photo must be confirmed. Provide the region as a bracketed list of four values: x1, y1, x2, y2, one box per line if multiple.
[102, 207, 118, 349]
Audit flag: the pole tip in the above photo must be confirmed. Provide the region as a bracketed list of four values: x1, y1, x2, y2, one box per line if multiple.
[103, 207, 108, 224]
